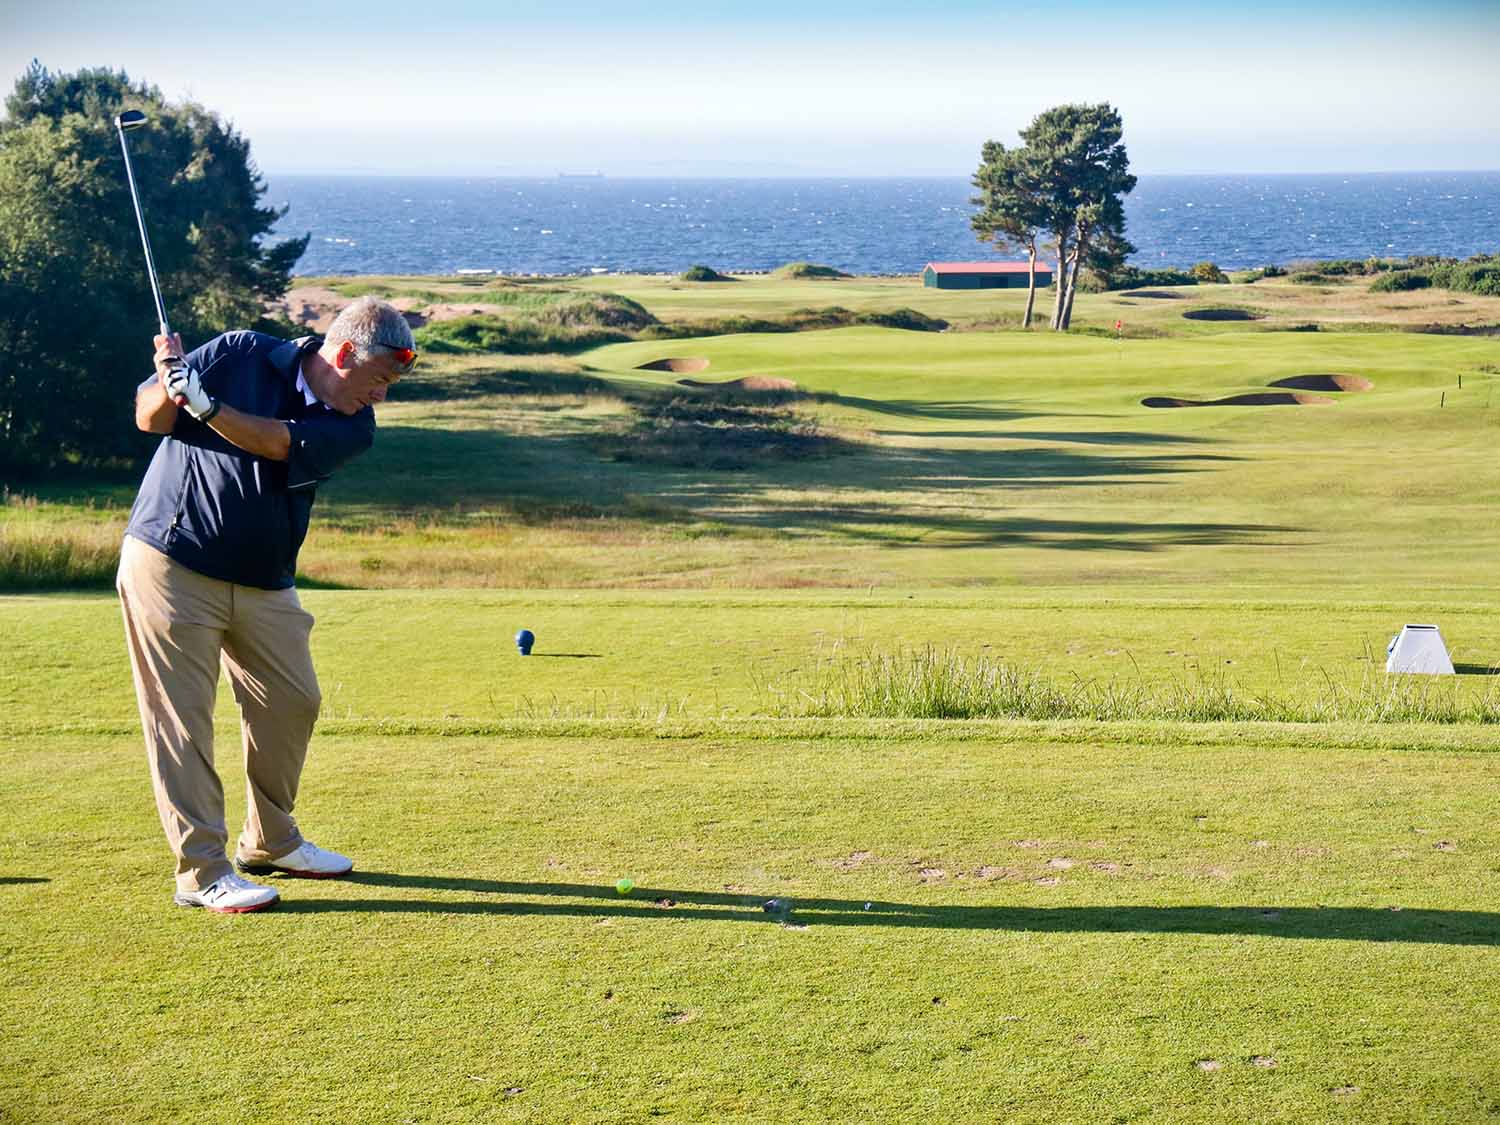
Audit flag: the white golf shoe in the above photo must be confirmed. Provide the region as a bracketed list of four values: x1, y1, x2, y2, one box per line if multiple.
[237, 840, 354, 880]
[173, 872, 280, 914]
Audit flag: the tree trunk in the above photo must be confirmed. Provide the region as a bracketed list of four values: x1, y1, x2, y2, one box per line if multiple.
[1022, 244, 1037, 329]
[1060, 227, 1090, 331]
[1056, 247, 1081, 330]
[1049, 232, 1070, 330]
[1060, 257, 1080, 330]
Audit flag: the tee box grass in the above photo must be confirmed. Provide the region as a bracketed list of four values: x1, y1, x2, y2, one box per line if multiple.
[3, 272, 1500, 1120]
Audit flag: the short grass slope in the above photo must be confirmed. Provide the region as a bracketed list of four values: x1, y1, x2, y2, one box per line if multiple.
[4, 722, 1499, 1121]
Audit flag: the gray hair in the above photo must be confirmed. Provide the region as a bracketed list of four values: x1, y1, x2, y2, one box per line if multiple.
[325, 295, 414, 361]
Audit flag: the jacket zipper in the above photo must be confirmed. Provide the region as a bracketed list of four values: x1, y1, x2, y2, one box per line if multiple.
[167, 460, 189, 544]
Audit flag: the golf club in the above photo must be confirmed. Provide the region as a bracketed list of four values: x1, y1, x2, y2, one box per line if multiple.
[114, 108, 186, 402]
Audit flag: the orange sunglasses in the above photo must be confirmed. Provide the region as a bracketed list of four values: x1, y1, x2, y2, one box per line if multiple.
[379, 341, 418, 374]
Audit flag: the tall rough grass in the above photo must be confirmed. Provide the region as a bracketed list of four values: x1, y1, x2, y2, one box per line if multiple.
[757, 644, 1500, 724]
[0, 527, 120, 590]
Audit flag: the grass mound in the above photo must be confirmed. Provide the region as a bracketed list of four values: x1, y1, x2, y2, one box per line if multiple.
[773, 262, 851, 280]
[679, 265, 735, 283]
[415, 294, 655, 355]
[593, 396, 853, 469]
[861, 308, 948, 331]
[1291, 270, 1346, 285]
[331, 279, 577, 312]
[414, 315, 629, 355]
[647, 306, 946, 340]
[532, 293, 657, 331]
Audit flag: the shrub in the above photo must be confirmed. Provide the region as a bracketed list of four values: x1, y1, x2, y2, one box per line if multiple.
[1370, 270, 1433, 293]
[861, 308, 949, 332]
[1443, 263, 1500, 297]
[1102, 267, 1197, 291]
[773, 262, 851, 280]
[679, 264, 733, 282]
[1313, 258, 1367, 277]
[1290, 271, 1333, 285]
[1191, 261, 1228, 284]
[1260, 264, 1287, 278]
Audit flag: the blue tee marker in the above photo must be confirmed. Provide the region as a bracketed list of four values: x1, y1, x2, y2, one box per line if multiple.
[515, 629, 535, 655]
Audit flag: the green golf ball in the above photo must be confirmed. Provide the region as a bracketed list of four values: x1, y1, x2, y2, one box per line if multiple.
[615, 878, 634, 896]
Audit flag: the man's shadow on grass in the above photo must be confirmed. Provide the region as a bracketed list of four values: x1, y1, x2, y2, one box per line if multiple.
[277, 873, 1500, 946]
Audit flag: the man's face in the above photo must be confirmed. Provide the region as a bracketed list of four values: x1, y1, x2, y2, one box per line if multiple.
[332, 341, 410, 413]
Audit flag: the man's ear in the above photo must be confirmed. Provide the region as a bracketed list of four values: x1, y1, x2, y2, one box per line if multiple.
[335, 340, 357, 370]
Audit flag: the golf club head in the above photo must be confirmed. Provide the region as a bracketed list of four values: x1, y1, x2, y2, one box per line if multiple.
[115, 109, 148, 132]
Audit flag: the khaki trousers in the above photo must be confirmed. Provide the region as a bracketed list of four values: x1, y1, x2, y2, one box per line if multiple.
[117, 535, 321, 892]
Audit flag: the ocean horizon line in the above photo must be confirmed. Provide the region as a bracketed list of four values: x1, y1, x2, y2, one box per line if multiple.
[264, 168, 1500, 181]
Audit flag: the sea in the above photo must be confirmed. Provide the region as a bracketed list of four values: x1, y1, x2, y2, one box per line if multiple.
[265, 172, 1500, 278]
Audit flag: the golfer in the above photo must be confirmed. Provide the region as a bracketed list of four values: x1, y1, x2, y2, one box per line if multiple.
[117, 297, 416, 914]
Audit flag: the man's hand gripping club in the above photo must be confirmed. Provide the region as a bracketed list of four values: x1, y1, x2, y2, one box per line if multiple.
[154, 333, 218, 423]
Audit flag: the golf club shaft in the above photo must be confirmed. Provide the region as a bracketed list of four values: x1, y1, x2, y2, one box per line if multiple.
[116, 120, 187, 406]
[115, 124, 171, 338]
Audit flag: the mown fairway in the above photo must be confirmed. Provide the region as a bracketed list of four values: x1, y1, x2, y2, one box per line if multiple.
[3, 275, 1500, 1121]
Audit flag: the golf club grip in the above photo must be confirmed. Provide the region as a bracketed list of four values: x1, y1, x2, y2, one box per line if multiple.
[159, 322, 188, 408]
[163, 353, 188, 409]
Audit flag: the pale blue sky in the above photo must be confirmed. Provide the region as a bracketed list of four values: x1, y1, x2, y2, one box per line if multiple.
[2, 0, 1497, 175]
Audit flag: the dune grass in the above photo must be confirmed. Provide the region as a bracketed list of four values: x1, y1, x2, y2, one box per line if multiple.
[758, 642, 1500, 724]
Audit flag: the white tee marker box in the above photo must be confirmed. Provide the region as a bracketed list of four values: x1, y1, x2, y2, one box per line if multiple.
[1385, 624, 1455, 675]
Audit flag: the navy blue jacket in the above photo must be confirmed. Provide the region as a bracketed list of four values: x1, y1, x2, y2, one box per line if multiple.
[124, 331, 376, 590]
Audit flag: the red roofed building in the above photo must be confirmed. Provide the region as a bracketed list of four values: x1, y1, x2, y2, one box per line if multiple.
[922, 261, 1053, 290]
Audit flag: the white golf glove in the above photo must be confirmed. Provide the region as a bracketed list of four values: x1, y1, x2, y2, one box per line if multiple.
[164, 360, 218, 423]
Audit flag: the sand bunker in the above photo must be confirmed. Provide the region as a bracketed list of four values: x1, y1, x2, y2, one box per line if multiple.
[637, 357, 710, 374]
[266, 286, 348, 333]
[405, 301, 497, 324]
[268, 286, 495, 333]
[1120, 289, 1186, 299]
[1182, 308, 1264, 321]
[678, 376, 799, 393]
[1268, 374, 1373, 393]
[1143, 392, 1333, 408]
